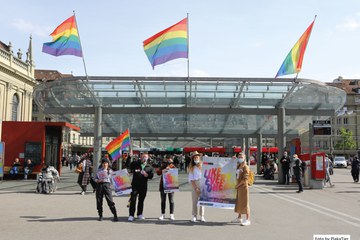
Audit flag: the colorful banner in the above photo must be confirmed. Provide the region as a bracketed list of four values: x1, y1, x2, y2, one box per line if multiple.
[0, 142, 4, 178]
[111, 169, 132, 196]
[198, 156, 237, 209]
[162, 168, 179, 193]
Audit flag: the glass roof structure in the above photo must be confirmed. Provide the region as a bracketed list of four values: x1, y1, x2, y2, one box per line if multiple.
[33, 76, 346, 148]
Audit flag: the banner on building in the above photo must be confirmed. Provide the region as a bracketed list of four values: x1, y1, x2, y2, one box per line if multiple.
[163, 168, 180, 193]
[198, 156, 237, 209]
[111, 169, 132, 196]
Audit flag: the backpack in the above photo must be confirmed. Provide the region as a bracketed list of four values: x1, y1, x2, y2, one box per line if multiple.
[248, 170, 255, 186]
[300, 160, 306, 173]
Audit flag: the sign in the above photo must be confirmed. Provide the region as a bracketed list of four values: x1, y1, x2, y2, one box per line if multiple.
[162, 168, 179, 193]
[313, 120, 331, 135]
[0, 142, 4, 178]
[198, 156, 237, 209]
[111, 169, 132, 196]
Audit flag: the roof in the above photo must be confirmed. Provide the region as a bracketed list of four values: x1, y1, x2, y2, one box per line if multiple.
[35, 69, 73, 82]
[327, 78, 360, 94]
[0, 41, 9, 51]
[33, 76, 346, 147]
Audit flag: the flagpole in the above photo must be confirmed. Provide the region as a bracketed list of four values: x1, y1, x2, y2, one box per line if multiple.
[73, 10, 89, 82]
[187, 13, 190, 80]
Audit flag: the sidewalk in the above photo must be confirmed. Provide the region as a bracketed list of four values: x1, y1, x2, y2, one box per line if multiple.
[1, 167, 359, 240]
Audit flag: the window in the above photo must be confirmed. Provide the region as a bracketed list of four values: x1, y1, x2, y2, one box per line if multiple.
[12, 94, 19, 121]
[45, 117, 51, 122]
[336, 118, 341, 125]
[344, 117, 348, 125]
[32, 117, 38, 121]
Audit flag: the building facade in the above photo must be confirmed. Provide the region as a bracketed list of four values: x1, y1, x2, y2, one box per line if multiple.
[0, 37, 36, 139]
[300, 77, 360, 158]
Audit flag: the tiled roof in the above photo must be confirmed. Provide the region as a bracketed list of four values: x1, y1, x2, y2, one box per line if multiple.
[327, 79, 360, 94]
[35, 69, 73, 81]
[0, 41, 9, 51]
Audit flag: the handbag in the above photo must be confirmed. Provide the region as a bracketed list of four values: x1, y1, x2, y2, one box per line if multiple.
[75, 163, 83, 174]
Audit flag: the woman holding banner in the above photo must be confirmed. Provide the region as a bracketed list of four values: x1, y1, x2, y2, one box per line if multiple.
[157, 155, 176, 220]
[188, 151, 205, 222]
[232, 152, 251, 226]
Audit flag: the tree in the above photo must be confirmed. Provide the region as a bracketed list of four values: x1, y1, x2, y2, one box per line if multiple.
[334, 127, 356, 150]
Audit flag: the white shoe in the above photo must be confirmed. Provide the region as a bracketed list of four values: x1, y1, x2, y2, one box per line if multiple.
[231, 217, 241, 223]
[128, 216, 134, 222]
[241, 220, 251, 226]
[200, 216, 206, 222]
[80, 191, 85, 195]
[191, 216, 197, 222]
[170, 214, 175, 220]
[138, 214, 145, 220]
[158, 214, 165, 220]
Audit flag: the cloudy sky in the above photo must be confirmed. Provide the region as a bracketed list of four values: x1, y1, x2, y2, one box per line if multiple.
[1, 0, 360, 82]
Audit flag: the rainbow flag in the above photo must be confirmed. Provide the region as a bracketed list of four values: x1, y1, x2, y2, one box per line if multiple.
[275, 18, 316, 78]
[143, 18, 188, 69]
[42, 15, 83, 57]
[105, 129, 131, 161]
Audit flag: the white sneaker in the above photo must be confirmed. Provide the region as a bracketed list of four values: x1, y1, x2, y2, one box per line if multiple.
[80, 191, 85, 195]
[191, 216, 197, 222]
[241, 220, 251, 226]
[170, 214, 175, 220]
[128, 216, 134, 222]
[138, 214, 145, 220]
[200, 216, 206, 222]
[158, 214, 165, 220]
[231, 217, 241, 223]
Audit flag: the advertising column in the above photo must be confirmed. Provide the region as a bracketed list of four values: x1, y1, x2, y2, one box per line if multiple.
[0, 142, 4, 180]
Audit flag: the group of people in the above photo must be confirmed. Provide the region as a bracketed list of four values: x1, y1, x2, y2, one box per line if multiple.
[9, 158, 34, 180]
[93, 151, 251, 226]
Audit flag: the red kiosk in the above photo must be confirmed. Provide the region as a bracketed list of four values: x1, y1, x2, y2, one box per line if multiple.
[1, 121, 80, 177]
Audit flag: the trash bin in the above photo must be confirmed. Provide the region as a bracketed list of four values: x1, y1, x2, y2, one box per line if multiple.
[303, 160, 311, 187]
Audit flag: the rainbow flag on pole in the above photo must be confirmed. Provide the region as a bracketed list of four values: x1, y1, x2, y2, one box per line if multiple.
[105, 129, 131, 161]
[275, 17, 316, 78]
[42, 15, 83, 57]
[143, 18, 188, 69]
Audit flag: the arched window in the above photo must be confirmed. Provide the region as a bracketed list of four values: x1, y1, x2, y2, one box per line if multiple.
[12, 94, 19, 121]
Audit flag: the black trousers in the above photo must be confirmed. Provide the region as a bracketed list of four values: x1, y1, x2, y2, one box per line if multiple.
[160, 190, 174, 214]
[295, 174, 303, 191]
[351, 169, 359, 182]
[129, 186, 147, 217]
[96, 182, 116, 215]
[282, 168, 290, 184]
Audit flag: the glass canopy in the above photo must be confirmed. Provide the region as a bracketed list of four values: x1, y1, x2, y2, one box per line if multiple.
[33, 76, 346, 147]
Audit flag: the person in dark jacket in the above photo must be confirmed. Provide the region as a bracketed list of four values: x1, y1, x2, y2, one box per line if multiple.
[128, 152, 154, 222]
[293, 154, 303, 193]
[280, 151, 291, 184]
[24, 159, 34, 180]
[351, 156, 360, 183]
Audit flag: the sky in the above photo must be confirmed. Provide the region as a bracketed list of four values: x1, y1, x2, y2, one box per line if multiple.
[1, 0, 360, 82]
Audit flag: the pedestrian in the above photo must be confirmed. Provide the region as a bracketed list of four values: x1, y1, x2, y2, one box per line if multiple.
[9, 158, 21, 178]
[324, 154, 334, 187]
[157, 155, 176, 221]
[24, 159, 34, 180]
[77, 155, 94, 195]
[94, 158, 118, 221]
[293, 154, 303, 193]
[188, 151, 205, 222]
[280, 151, 291, 184]
[351, 156, 359, 183]
[128, 152, 154, 222]
[231, 152, 251, 226]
